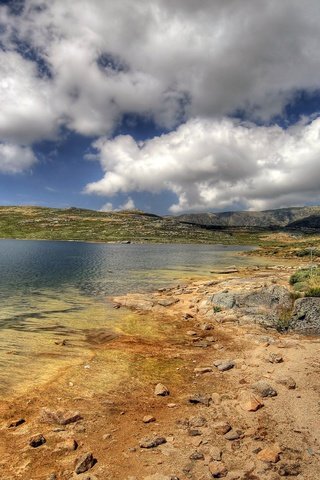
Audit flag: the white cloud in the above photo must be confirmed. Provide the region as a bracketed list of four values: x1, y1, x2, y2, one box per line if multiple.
[85, 117, 320, 212]
[100, 197, 135, 212]
[0, 143, 37, 174]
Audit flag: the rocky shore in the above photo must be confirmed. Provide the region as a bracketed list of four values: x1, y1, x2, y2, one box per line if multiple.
[1, 265, 320, 479]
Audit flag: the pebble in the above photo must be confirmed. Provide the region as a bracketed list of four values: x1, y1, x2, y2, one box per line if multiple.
[154, 383, 170, 396]
[54, 438, 78, 453]
[189, 416, 207, 427]
[224, 429, 241, 441]
[187, 330, 197, 336]
[167, 403, 176, 408]
[251, 380, 278, 397]
[256, 444, 281, 463]
[276, 376, 296, 389]
[208, 461, 228, 478]
[188, 394, 211, 406]
[140, 437, 167, 448]
[74, 452, 96, 474]
[242, 395, 264, 412]
[8, 418, 25, 428]
[194, 367, 213, 374]
[189, 451, 204, 460]
[209, 447, 222, 461]
[143, 415, 156, 424]
[29, 434, 46, 448]
[212, 421, 232, 435]
[213, 360, 235, 371]
[268, 353, 283, 364]
[40, 408, 82, 425]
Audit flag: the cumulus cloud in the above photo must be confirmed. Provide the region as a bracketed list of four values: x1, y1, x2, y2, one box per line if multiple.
[0, 143, 37, 174]
[85, 117, 320, 212]
[100, 197, 135, 212]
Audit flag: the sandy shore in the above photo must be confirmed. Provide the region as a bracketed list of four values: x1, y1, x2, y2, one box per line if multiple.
[1, 265, 320, 480]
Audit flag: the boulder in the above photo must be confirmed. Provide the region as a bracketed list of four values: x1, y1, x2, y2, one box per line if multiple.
[289, 297, 320, 334]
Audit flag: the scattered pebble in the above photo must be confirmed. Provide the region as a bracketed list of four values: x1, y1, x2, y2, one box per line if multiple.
[154, 383, 170, 396]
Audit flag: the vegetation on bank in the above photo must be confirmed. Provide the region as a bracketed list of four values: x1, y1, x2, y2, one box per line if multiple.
[289, 266, 320, 297]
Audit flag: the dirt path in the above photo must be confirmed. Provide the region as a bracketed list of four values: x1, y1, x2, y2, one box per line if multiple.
[1, 266, 319, 480]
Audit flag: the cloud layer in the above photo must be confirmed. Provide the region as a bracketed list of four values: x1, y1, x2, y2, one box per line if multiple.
[86, 117, 320, 212]
[0, 0, 320, 211]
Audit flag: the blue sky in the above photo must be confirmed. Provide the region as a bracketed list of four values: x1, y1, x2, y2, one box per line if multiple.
[1, 1, 320, 214]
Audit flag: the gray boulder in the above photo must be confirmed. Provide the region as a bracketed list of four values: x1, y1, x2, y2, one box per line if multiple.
[289, 297, 320, 334]
[211, 292, 236, 309]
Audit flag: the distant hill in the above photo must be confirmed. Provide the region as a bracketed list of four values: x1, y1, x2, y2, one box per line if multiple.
[175, 206, 320, 228]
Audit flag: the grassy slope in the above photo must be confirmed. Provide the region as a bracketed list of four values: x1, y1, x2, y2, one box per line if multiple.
[0, 206, 319, 254]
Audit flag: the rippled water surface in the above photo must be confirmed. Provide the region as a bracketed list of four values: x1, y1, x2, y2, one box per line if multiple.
[0, 239, 258, 394]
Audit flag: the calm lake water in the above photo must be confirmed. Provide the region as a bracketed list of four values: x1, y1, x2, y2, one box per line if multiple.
[0, 239, 258, 395]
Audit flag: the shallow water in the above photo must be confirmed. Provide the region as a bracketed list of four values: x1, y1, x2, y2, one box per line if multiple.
[0, 240, 260, 395]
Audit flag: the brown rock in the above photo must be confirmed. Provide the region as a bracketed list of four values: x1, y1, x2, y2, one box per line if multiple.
[257, 444, 282, 463]
[242, 395, 264, 412]
[251, 380, 277, 397]
[268, 353, 283, 364]
[143, 415, 156, 424]
[154, 383, 170, 396]
[74, 452, 96, 474]
[276, 376, 296, 389]
[212, 421, 232, 435]
[224, 429, 241, 441]
[40, 408, 82, 425]
[209, 447, 222, 461]
[188, 394, 211, 406]
[55, 438, 78, 453]
[194, 367, 213, 374]
[209, 461, 228, 477]
[140, 437, 167, 448]
[29, 434, 46, 448]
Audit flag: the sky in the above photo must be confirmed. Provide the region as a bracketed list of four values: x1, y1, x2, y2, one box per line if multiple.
[1, 0, 320, 214]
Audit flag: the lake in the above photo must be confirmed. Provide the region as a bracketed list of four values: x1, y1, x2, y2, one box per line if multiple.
[0, 239, 258, 395]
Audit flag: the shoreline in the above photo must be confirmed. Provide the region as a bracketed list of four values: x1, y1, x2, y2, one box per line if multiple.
[1, 264, 320, 479]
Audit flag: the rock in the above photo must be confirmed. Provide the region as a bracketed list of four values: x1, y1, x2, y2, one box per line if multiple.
[54, 438, 78, 453]
[157, 298, 179, 307]
[188, 429, 202, 436]
[74, 452, 96, 474]
[188, 394, 211, 406]
[189, 451, 204, 460]
[154, 383, 170, 396]
[278, 462, 301, 476]
[290, 297, 320, 334]
[267, 353, 283, 364]
[212, 421, 232, 435]
[143, 415, 156, 424]
[188, 416, 207, 428]
[187, 330, 198, 336]
[208, 461, 228, 477]
[211, 292, 236, 308]
[194, 366, 213, 374]
[8, 418, 25, 428]
[242, 395, 264, 412]
[214, 360, 235, 372]
[201, 323, 213, 330]
[224, 429, 241, 440]
[29, 434, 46, 448]
[209, 447, 222, 461]
[183, 313, 194, 320]
[211, 393, 221, 405]
[140, 437, 167, 448]
[40, 408, 82, 425]
[251, 380, 277, 397]
[276, 376, 296, 389]
[47, 475, 57, 480]
[257, 444, 282, 463]
[167, 403, 176, 408]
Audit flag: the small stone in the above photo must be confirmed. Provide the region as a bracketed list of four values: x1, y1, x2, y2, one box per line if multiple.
[251, 380, 277, 397]
[211, 393, 221, 405]
[154, 383, 170, 396]
[276, 376, 296, 389]
[187, 330, 198, 336]
[242, 395, 264, 412]
[214, 360, 235, 371]
[140, 437, 167, 448]
[209, 447, 222, 461]
[188, 429, 202, 436]
[209, 461, 228, 477]
[40, 408, 82, 425]
[74, 452, 96, 474]
[183, 312, 194, 319]
[29, 434, 46, 448]
[201, 323, 213, 330]
[188, 394, 211, 406]
[55, 438, 78, 453]
[224, 430, 241, 441]
[47, 474, 57, 480]
[102, 433, 112, 440]
[189, 416, 207, 428]
[8, 418, 25, 428]
[268, 353, 283, 364]
[212, 421, 232, 435]
[257, 444, 282, 463]
[189, 451, 204, 460]
[143, 415, 156, 424]
[194, 367, 213, 374]
[167, 403, 176, 408]
[278, 462, 301, 476]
